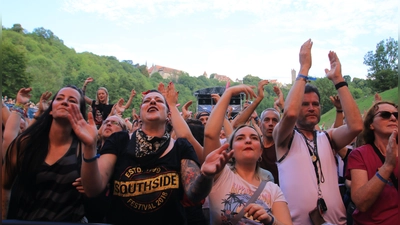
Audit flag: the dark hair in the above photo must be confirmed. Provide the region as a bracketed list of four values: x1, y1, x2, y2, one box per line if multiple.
[196, 111, 210, 120]
[5, 85, 86, 190]
[227, 124, 262, 173]
[361, 101, 397, 145]
[141, 90, 170, 112]
[140, 89, 172, 132]
[305, 84, 320, 102]
[186, 119, 205, 146]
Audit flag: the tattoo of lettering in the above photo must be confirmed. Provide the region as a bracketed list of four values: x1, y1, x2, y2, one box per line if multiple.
[181, 159, 212, 202]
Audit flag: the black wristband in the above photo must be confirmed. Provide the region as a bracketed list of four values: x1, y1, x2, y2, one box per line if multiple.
[336, 109, 343, 113]
[335, 81, 348, 90]
[83, 153, 100, 162]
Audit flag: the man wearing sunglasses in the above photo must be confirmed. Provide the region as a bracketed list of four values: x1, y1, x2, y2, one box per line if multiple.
[273, 39, 363, 225]
[345, 101, 398, 225]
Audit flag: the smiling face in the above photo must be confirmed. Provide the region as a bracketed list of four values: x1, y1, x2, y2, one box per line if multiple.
[230, 126, 262, 165]
[97, 89, 108, 104]
[50, 87, 81, 119]
[297, 92, 321, 130]
[140, 91, 169, 123]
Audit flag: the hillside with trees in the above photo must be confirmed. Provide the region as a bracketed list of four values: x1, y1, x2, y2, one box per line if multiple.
[2, 24, 398, 119]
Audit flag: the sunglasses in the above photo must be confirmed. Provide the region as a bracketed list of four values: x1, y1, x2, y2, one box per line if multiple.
[374, 111, 398, 120]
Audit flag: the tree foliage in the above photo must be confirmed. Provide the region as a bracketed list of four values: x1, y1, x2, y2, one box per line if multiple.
[1, 25, 395, 118]
[363, 37, 398, 92]
[2, 41, 32, 97]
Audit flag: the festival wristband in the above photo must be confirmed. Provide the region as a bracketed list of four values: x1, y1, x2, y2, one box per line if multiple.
[376, 171, 393, 186]
[83, 153, 100, 163]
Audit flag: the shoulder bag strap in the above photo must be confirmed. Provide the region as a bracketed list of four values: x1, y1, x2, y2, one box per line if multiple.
[231, 180, 268, 225]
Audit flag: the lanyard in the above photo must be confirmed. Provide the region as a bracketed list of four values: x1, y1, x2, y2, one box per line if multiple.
[296, 128, 325, 197]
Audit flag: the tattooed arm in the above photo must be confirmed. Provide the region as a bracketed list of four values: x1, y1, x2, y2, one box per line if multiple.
[181, 143, 233, 202]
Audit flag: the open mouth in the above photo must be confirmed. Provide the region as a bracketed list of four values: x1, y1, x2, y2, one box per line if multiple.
[147, 106, 158, 112]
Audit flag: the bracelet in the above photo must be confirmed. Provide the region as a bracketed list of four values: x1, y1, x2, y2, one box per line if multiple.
[335, 81, 348, 90]
[375, 171, 393, 186]
[11, 105, 25, 117]
[83, 153, 100, 163]
[296, 74, 317, 82]
[336, 109, 343, 113]
[266, 213, 275, 225]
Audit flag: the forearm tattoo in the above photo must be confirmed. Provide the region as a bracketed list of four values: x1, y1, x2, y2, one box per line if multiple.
[181, 159, 213, 203]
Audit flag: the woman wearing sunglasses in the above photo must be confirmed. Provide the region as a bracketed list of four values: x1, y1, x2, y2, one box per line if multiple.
[345, 101, 398, 225]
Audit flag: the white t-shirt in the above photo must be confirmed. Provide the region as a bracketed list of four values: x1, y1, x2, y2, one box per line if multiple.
[208, 166, 287, 225]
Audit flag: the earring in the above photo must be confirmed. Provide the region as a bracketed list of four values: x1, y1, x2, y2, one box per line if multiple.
[258, 157, 262, 163]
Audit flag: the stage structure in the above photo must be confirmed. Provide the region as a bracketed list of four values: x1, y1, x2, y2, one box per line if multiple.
[193, 87, 244, 116]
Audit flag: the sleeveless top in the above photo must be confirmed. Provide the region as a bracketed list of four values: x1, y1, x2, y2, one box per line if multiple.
[7, 138, 85, 222]
[277, 130, 346, 225]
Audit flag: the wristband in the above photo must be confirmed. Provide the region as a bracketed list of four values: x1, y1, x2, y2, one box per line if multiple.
[336, 109, 343, 113]
[376, 171, 393, 186]
[266, 213, 275, 225]
[335, 81, 348, 90]
[11, 105, 25, 117]
[83, 153, 100, 163]
[296, 74, 317, 82]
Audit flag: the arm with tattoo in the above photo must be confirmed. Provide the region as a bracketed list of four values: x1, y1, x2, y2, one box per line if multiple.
[181, 159, 213, 203]
[181, 143, 233, 202]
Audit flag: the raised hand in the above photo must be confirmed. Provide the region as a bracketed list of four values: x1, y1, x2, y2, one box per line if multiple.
[385, 130, 398, 169]
[373, 93, 382, 104]
[257, 80, 269, 100]
[274, 86, 285, 109]
[182, 100, 193, 119]
[37, 91, 52, 113]
[329, 95, 342, 110]
[163, 82, 179, 106]
[227, 84, 257, 101]
[16, 87, 32, 105]
[84, 77, 94, 85]
[324, 51, 343, 82]
[201, 143, 234, 177]
[211, 94, 221, 104]
[299, 39, 313, 73]
[67, 104, 98, 147]
[130, 89, 137, 97]
[114, 98, 126, 115]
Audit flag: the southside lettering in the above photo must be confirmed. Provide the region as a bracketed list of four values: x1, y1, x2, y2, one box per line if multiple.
[114, 172, 179, 197]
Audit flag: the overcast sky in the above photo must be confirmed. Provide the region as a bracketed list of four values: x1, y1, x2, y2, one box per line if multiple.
[3, 0, 398, 84]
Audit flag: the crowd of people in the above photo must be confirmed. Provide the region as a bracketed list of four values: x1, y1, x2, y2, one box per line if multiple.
[2, 39, 398, 225]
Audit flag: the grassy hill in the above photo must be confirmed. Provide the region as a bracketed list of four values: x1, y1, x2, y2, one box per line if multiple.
[320, 87, 398, 128]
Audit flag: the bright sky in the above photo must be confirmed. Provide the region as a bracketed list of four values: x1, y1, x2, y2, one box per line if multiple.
[2, 0, 398, 84]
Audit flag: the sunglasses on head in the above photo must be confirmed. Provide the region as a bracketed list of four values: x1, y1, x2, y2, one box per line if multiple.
[374, 111, 398, 120]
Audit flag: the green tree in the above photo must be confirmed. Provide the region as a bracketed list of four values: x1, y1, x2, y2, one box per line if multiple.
[2, 41, 31, 97]
[343, 75, 351, 83]
[11, 24, 24, 33]
[312, 78, 336, 114]
[364, 37, 398, 92]
[138, 65, 149, 77]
